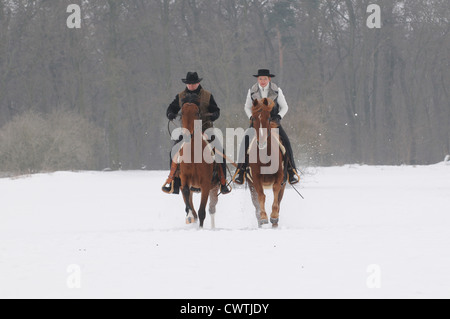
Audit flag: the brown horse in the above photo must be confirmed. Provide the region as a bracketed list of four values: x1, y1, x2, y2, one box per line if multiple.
[248, 98, 286, 228]
[178, 94, 220, 228]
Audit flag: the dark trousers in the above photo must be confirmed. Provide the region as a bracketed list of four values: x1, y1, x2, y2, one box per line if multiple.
[278, 125, 296, 170]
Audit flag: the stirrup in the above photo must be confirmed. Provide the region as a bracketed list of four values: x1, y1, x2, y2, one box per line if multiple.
[288, 169, 300, 185]
[162, 180, 174, 194]
[232, 168, 246, 185]
[232, 167, 253, 185]
[163, 161, 180, 194]
[220, 184, 232, 195]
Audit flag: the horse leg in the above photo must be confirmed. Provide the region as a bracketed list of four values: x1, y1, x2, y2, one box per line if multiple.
[209, 185, 220, 229]
[198, 187, 210, 228]
[252, 182, 268, 227]
[249, 183, 262, 226]
[189, 192, 198, 222]
[279, 183, 286, 204]
[271, 182, 283, 228]
[182, 185, 195, 224]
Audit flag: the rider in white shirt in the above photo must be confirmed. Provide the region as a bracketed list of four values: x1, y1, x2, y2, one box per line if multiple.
[234, 69, 300, 185]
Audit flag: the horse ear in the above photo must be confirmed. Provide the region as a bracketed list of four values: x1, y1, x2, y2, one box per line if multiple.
[263, 98, 269, 106]
[253, 99, 259, 107]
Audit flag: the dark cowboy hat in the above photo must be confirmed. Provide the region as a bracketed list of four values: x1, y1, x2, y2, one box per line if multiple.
[253, 69, 276, 78]
[182, 72, 203, 84]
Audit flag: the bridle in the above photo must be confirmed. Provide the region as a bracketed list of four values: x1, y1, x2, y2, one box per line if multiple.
[252, 108, 272, 145]
[181, 103, 201, 121]
[180, 103, 202, 138]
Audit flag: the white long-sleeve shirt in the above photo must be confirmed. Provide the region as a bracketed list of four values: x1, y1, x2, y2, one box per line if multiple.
[244, 85, 289, 119]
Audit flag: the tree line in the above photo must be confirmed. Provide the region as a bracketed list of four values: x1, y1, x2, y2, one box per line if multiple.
[0, 0, 449, 173]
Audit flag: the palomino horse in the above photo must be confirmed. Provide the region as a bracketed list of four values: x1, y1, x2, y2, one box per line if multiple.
[248, 98, 286, 228]
[178, 94, 220, 228]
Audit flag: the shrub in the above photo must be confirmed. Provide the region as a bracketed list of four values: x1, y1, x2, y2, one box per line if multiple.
[0, 110, 105, 174]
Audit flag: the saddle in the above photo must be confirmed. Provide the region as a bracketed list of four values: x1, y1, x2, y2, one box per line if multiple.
[246, 123, 287, 156]
[244, 122, 288, 184]
[171, 135, 226, 191]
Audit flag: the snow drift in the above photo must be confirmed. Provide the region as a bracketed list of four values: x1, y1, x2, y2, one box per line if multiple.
[1, 164, 449, 299]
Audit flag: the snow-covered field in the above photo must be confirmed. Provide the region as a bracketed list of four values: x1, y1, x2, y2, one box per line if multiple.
[1, 164, 450, 299]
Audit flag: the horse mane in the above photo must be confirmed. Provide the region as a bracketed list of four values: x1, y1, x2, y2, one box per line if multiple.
[252, 98, 275, 116]
[182, 93, 200, 106]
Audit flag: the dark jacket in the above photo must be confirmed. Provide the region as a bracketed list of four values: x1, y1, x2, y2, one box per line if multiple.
[166, 85, 220, 123]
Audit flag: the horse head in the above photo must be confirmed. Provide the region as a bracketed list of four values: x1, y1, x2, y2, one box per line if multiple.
[181, 93, 201, 135]
[252, 98, 275, 150]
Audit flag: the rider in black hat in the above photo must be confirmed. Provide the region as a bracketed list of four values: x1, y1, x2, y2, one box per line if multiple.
[233, 69, 300, 185]
[162, 72, 231, 195]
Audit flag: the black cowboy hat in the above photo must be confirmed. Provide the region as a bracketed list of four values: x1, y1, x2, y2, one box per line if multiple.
[253, 69, 276, 78]
[182, 72, 203, 84]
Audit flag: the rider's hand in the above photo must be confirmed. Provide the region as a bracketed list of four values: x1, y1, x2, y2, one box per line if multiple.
[271, 115, 282, 125]
[168, 112, 177, 121]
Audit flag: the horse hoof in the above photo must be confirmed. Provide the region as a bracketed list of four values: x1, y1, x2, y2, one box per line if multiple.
[259, 219, 269, 226]
[186, 217, 198, 225]
[270, 218, 279, 225]
[186, 210, 197, 225]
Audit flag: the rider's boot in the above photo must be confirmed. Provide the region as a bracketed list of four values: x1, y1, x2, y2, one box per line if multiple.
[162, 161, 181, 194]
[233, 163, 247, 185]
[288, 167, 300, 185]
[219, 164, 231, 195]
